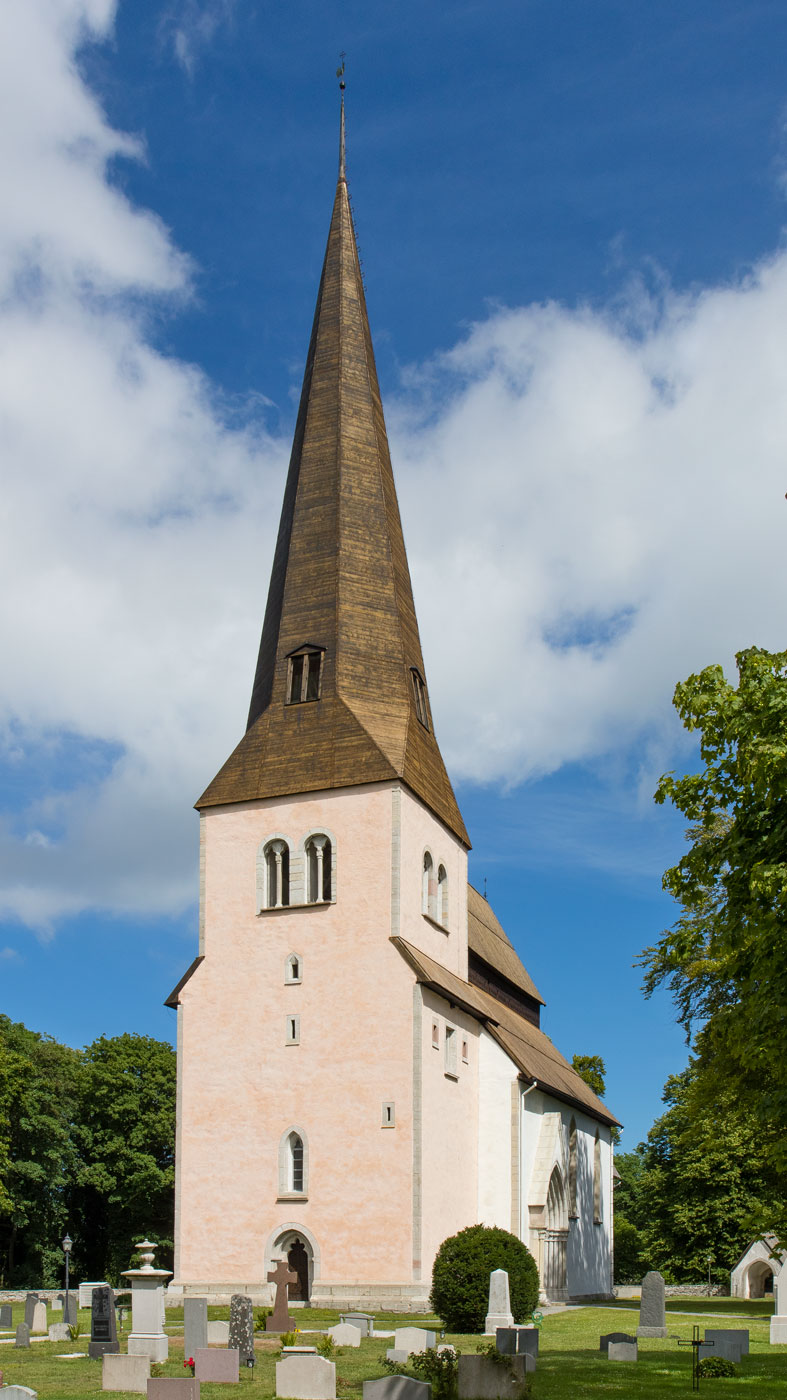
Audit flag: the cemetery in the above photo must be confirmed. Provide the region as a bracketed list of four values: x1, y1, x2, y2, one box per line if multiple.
[1, 1268, 786, 1400]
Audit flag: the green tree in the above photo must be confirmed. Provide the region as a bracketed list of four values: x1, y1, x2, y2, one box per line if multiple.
[643, 646, 787, 1215]
[0, 1016, 82, 1286]
[72, 1034, 176, 1282]
[571, 1054, 607, 1099]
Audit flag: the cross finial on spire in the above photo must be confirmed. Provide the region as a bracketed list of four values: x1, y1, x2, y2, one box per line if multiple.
[336, 53, 346, 181]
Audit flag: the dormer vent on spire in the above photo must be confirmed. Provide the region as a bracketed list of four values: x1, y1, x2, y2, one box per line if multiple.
[196, 109, 469, 849]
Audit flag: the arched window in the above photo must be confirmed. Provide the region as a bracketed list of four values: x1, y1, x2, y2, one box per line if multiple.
[593, 1129, 602, 1224]
[436, 865, 448, 928]
[568, 1119, 578, 1218]
[285, 953, 302, 984]
[264, 839, 290, 908]
[278, 1127, 309, 1197]
[422, 852, 436, 919]
[306, 835, 332, 902]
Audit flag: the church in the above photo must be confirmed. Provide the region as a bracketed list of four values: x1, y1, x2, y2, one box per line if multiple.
[166, 99, 619, 1311]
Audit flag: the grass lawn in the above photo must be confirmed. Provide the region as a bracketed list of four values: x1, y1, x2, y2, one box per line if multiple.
[2, 1303, 786, 1399]
[603, 1297, 775, 1319]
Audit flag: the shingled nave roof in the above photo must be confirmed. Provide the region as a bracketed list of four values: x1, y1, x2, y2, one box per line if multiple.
[197, 110, 469, 847]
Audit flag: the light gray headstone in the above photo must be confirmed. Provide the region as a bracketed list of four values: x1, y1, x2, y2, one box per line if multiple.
[207, 1321, 230, 1345]
[326, 1324, 361, 1347]
[608, 1341, 637, 1362]
[340, 1313, 373, 1336]
[103, 1353, 151, 1393]
[704, 1328, 749, 1356]
[15, 1323, 30, 1348]
[184, 1298, 209, 1360]
[458, 1353, 533, 1399]
[386, 1351, 411, 1365]
[275, 1352, 336, 1400]
[392, 1328, 436, 1354]
[0, 1303, 13, 1327]
[49, 1323, 72, 1341]
[146, 1380, 199, 1400]
[363, 1379, 431, 1400]
[30, 1302, 47, 1335]
[24, 1295, 39, 1329]
[64, 1296, 78, 1325]
[484, 1269, 514, 1333]
[194, 1347, 240, 1382]
[699, 1336, 742, 1364]
[53, 1296, 64, 1310]
[3, 1387, 37, 1400]
[599, 1332, 636, 1352]
[636, 1271, 667, 1338]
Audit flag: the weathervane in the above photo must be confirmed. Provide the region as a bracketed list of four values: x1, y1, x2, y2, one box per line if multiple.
[337, 53, 346, 180]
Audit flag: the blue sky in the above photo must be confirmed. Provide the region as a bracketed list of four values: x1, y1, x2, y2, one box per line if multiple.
[3, 0, 787, 1153]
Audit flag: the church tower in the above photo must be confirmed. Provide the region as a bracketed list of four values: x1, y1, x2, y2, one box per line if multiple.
[168, 97, 619, 1309]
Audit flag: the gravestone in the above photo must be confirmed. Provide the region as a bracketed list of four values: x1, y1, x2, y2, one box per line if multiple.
[340, 1313, 374, 1336]
[64, 1295, 78, 1325]
[458, 1353, 533, 1399]
[599, 1333, 636, 1352]
[608, 1341, 638, 1362]
[54, 1295, 64, 1311]
[207, 1321, 230, 1345]
[146, 1380, 199, 1400]
[275, 1352, 335, 1400]
[24, 1295, 39, 1328]
[194, 1348, 240, 1383]
[698, 1333, 742, 1364]
[89, 1284, 120, 1358]
[363, 1380, 431, 1400]
[15, 1323, 30, 1348]
[2, 1388, 38, 1400]
[266, 1261, 297, 1333]
[636, 1270, 667, 1338]
[184, 1298, 208, 1360]
[770, 1271, 787, 1344]
[392, 1327, 436, 1353]
[484, 1270, 514, 1334]
[0, 1304, 12, 1327]
[496, 1326, 538, 1358]
[80, 1282, 110, 1310]
[228, 1295, 255, 1367]
[326, 1323, 361, 1347]
[103, 1353, 150, 1393]
[49, 1323, 72, 1341]
[30, 1303, 47, 1335]
[704, 1328, 749, 1357]
[386, 1351, 411, 1364]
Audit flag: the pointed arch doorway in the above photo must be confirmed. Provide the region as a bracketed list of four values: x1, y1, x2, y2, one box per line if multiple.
[540, 1166, 569, 1301]
[268, 1227, 317, 1304]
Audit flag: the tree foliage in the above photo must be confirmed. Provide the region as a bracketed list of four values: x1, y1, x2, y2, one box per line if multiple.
[430, 1224, 539, 1332]
[0, 1019, 175, 1287]
[643, 646, 787, 1205]
[571, 1055, 606, 1099]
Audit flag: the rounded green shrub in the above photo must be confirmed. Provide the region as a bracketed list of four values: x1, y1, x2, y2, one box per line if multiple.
[430, 1225, 540, 1333]
[697, 1356, 736, 1379]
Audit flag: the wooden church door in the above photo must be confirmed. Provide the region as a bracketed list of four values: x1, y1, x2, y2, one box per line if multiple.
[287, 1239, 309, 1301]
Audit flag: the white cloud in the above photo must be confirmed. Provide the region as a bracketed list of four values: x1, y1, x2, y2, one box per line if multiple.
[2, 1, 787, 933]
[160, 0, 236, 76]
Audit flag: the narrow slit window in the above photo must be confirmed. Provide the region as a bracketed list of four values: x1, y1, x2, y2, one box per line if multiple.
[382, 1101, 395, 1128]
[437, 865, 448, 928]
[289, 1133, 304, 1192]
[462, 1039, 469, 1063]
[287, 648, 323, 704]
[286, 1015, 300, 1045]
[445, 1025, 457, 1077]
[410, 668, 429, 729]
[432, 1022, 440, 1048]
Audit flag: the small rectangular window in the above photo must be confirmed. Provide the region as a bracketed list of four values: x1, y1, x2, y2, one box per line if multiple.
[287, 649, 323, 704]
[289, 654, 305, 704]
[381, 1101, 395, 1128]
[410, 669, 429, 729]
[286, 1015, 300, 1045]
[432, 1022, 440, 1048]
[306, 651, 322, 700]
[445, 1026, 457, 1077]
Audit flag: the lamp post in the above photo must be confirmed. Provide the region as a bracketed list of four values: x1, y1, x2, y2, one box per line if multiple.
[62, 1233, 72, 1323]
[707, 1253, 712, 1296]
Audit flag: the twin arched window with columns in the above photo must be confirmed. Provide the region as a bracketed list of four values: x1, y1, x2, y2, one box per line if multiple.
[257, 830, 337, 913]
[422, 851, 448, 929]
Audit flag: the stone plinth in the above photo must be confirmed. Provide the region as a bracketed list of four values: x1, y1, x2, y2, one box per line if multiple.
[275, 1353, 336, 1400]
[484, 1270, 513, 1334]
[123, 1240, 172, 1363]
[103, 1353, 151, 1393]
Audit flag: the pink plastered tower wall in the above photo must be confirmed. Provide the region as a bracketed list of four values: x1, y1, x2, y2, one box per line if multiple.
[174, 779, 474, 1290]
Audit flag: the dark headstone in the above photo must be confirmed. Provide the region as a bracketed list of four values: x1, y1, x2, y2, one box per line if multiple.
[496, 1326, 538, 1357]
[265, 1261, 296, 1333]
[0, 1304, 12, 1327]
[15, 1323, 30, 1349]
[63, 1296, 77, 1325]
[89, 1284, 119, 1358]
[600, 1332, 636, 1352]
[704, 1328, 749, 1357]
[228, 1295, 254, 1367]
[23, 1295, 38, 1329]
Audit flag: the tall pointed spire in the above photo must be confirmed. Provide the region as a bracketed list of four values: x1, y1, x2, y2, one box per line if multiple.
[198, 102, 468, 847]
[338, 62, 346, 182]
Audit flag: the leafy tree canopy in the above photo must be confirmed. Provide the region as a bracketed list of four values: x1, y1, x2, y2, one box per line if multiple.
[571, 1054, 607, 1099]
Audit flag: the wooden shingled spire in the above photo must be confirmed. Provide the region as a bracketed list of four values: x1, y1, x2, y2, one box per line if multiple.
[197, 102, 469, 848]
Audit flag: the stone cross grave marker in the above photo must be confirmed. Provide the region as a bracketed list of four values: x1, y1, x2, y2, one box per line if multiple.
[228, 1294, 255, 1366]
[636, 1270, 667, 1338]
[89, 1284, 119, 1358]
[23, 1296, 38, 1329]
[266, 1261, 297, 1333]
[484, 1269, 513, 1334]
[15, 1324, 30, 1349]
